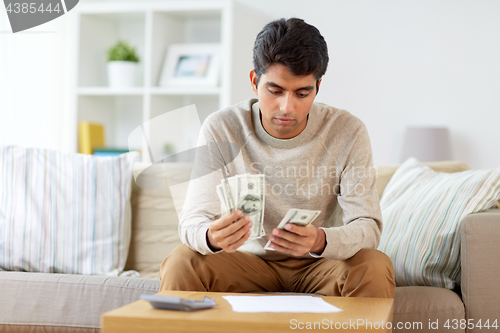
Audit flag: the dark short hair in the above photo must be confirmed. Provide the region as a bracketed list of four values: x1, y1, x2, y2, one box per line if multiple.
[253, 18, 329, 92]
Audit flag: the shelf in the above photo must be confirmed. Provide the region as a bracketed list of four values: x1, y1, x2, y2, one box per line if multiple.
[78, 12, 146, 88]
[70, 1, 270, 160]
[150, 86, 221, 95]
[78, 87, 145, 96]
[77, 87, 221, 96]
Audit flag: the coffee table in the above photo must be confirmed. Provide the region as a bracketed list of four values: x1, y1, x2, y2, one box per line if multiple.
[101, 291, 393, 332]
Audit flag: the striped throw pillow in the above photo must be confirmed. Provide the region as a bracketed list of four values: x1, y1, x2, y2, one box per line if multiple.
[378, 157, 500, 289]
[0, 145, 139, 275]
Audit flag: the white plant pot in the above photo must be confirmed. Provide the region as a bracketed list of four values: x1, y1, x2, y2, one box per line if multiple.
[107, 61, 139, 88]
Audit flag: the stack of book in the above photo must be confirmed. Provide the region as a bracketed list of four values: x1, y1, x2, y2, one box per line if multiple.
[78, 121, 105, 155]
[93, 148, 131, 157]
[78, 121, 140, 159]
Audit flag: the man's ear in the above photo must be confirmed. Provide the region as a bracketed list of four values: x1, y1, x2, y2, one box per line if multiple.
[316, 78, 322, 95]
[249, 70, 259, 95]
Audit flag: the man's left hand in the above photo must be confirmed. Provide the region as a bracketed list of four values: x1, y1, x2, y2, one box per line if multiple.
[268, 224, 326, 256]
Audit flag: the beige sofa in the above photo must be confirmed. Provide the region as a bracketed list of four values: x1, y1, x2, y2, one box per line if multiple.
[1, 161, 499, 333]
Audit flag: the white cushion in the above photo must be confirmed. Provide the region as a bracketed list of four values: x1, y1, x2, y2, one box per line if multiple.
[0, 145, 139, 275]
[378, 157, 500, 289]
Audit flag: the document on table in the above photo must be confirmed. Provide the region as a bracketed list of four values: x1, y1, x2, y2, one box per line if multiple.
[222, 295, 343, 313]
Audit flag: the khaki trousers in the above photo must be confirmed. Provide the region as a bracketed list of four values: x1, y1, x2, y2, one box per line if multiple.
[160, 245, 395, 298]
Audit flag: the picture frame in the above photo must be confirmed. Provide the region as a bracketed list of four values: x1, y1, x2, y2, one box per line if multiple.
[159, 43, 221, 87]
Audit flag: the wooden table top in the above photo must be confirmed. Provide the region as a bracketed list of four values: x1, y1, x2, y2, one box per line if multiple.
[101, 290, 394, 333]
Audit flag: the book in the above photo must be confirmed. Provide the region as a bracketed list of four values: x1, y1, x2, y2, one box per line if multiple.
[78, 122, 105, 155]
[93, 148, 129, 157]
[93, 148, 141, 160]
[93, 148, 130, 154]
[93, 151, 125, 157]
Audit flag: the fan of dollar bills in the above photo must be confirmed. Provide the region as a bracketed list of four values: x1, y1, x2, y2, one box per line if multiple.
[216, 174, 266, 240]
[264, 208, 321, 250]
[215, 174, 322, 246]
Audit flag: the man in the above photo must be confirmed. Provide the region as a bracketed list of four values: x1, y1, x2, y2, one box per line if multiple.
[160, 18, 395, 298]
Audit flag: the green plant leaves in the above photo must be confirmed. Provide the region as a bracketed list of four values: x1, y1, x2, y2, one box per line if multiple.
[107, 40, 140, 63]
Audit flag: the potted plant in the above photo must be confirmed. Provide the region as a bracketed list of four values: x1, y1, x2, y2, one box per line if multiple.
[107, 40, 140, 88]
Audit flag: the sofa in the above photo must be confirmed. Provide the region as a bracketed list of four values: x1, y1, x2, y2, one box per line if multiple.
[1, 160, 499, 333]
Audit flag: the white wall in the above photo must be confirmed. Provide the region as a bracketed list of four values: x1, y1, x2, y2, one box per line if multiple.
[0, 6, 76, 152]
[1, 0, 499, 169]
[236, 0, 500, 169]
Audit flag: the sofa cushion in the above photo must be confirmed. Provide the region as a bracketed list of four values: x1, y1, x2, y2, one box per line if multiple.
[378, 157, 500, 289]
[0, 145, 139, 276]
[0, 271, 160, 332]
[376, 160, 500, 208]
[125, 162, 189, 277]
[394, 286, 465, 332]
[375, 160, 470, 198]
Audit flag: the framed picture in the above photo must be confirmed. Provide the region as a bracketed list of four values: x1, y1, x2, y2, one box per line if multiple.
[159, 43, 221, 87]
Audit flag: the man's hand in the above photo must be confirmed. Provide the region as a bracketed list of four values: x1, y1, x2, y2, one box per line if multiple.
[267, 223, 326, 256]
[207, 210, 252, 253]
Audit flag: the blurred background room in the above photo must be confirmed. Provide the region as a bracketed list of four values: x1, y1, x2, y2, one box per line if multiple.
[1, 0, 499, 168]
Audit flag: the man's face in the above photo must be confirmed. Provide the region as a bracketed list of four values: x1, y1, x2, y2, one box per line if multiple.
[250, 63, 321, 139]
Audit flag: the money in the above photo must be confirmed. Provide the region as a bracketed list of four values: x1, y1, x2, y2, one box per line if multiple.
[264, 208, 321, 251]
[215, 184, 230, 216]
[217, 174, 266, 239]
[236, 174, 266, 238]
[216, 176, 322, 248]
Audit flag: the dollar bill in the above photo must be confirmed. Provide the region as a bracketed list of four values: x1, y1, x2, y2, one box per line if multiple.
[235, 174, 265, 239]
[217, 174, 266, 239]
[215, 184, 230, 217]
[222, 177, 236, 213]
[264, 208, 321, 251]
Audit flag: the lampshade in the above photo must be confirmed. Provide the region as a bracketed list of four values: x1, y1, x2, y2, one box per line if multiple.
[401, 126, 452, 162]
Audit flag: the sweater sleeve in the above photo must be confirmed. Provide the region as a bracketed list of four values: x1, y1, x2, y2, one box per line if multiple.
[177, 121, 227, 255]
[315, 122, 383, 260]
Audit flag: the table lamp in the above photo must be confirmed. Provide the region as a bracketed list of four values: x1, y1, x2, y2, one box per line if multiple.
[401, 126, 452, 162]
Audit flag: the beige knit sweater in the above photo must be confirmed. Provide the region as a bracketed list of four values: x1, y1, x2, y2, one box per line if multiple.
[178, 98, 382, 261]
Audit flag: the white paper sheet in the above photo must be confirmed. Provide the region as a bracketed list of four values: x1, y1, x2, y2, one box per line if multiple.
[222, 295, 343, 313]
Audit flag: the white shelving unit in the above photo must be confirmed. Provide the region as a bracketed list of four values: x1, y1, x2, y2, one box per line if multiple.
[69, 0, 268, 162]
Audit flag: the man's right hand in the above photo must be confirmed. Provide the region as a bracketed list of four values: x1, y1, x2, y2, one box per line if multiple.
[207, 210, 252, 253]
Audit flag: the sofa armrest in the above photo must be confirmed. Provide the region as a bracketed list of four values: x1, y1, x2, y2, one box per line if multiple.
[461, 209, 500, 332]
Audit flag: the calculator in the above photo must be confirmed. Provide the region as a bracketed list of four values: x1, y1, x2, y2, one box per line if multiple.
[140, 294, 217, 311]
